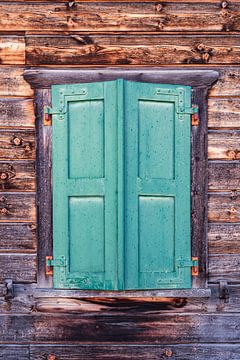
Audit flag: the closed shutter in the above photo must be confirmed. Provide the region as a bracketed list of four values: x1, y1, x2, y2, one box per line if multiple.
[124, 81, 191, 289]
[51, 80, 192, 290]
[52, 81, 119, 289]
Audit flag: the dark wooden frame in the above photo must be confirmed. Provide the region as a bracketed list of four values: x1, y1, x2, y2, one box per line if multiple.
[24, 68, 218, 298]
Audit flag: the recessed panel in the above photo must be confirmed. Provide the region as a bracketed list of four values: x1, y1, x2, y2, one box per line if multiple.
[68, 100, 104, 178]
[139, 196, 175, 273]
[138, 100, 175, 179]
[69, 197, 105, 273]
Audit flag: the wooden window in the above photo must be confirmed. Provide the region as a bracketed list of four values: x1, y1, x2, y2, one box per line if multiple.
[24, 69, 218, 297]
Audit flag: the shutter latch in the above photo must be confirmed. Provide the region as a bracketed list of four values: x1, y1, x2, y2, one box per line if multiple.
[177, 257, 199, 276]
[46, 255, 67, 276]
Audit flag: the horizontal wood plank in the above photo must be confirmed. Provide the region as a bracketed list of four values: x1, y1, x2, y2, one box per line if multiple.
[1, 2, 240, 33]
[208, 99, 240, 129]
[0, 254, 36, 282]
[208, 223, 240, 254]
[208, 161, 240, 191]
[209, 68, 240, 97]
[29, 344, 240, 360]
[0, 161, 35, 192]
[0, 130, 35, 160]
[26, 35, 240, 65]
[2, 284, 240, 314]
[0, 313, 240, 342]
[0, 193, 36, 222]
[0, 37, 25, 65]
[0, 223, 36, 251]
[0, 67, 33, 97]
[0, 98, 34, 128]
[208, 193, 240, 223]
[209, 254, 240, 283]
[0, 346, 29, 360]
[208, 131, 240, 160]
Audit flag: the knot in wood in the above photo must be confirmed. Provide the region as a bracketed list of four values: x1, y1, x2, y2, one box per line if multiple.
[12, 136, 22, 146]
[221, 1, 229, 9]
[47, 354, 56, 360]
[24, 143, 32, 152]
[164, 348, 173, 357]
[0, 207, 8, 215]
[227, 206, 237, 216]
[0, 172, 8, 180]
[202, 52, 210, 63]
[155, 3, 163, 12]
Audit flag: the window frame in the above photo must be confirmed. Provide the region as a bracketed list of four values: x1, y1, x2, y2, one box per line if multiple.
[24, 68, 218, 298]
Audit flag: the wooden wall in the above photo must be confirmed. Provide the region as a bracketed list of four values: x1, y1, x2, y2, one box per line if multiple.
[0, 1, 240, 359]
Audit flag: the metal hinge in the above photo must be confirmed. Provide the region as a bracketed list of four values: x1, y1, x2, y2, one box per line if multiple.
[44, 106, 53, 126]
[46, 255, 67, 276]
[177, 105, 199, 126]
[177, 257, 199, 276]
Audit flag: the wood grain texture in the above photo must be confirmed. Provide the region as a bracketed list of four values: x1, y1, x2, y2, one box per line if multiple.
[0, 254, 36, 282]
[0, 346, 29, 360]
[208, 98, 240, 129]
[0, 98, 34, 128]
[1, 2, 240, 33]
[0, 313, 240, 342]
[0, 37, 25, 65]
[208, 131, 240, 160]
[28, 344, 240, 360]
[0, 223, 36, 251]
[0, 193, 36, 222]
[208, 223, 240, 254]
[0, 67, 33, 97]
[0, 161, 35, 192]
[26, 35, 240, 65]
[209, 254, 240, 282]
[208, 161, 240, 191]
[209, 68, 240, 97]
[0, 130, 35, 160]
[208, 193, 240, 223]
[1, 284, 240, 314]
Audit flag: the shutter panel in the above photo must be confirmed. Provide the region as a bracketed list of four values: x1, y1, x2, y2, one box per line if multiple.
[52, 81, 118, 289]
[124, 81, 192, 289]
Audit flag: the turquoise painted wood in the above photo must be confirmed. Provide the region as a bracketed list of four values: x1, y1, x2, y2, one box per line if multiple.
[52, 80, 192, 290]
[124, 82, 191, 289]
[52, 81, 119, 289]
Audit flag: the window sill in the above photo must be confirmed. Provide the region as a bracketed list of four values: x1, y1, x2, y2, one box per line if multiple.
[34, 288, 211, 299]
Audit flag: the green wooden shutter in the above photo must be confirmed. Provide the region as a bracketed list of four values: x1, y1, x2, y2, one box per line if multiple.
[52, 80, 192, 290]
[124, 81, 191, 289]
[52, 81, 119, 289]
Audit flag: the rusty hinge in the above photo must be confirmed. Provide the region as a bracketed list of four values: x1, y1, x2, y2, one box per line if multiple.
[46, 255, 67, 276]
[191, 105, 199, 126]
[177, 257, 199, 276]
[44, 106, 53, 126]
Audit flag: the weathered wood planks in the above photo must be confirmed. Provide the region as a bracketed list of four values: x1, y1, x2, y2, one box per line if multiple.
[0, 193, 35, 222]
[208, 161, 240, 191]
[208, 193, 240, 223]
[0, 223, 36, 251]
[0, 2, 240, 33]
[208, 131, 240, 160]
[208, 224, 240, 254]
[209, 254, 240, 282]
[28, 344, 240, 360]
[0, 98, 34, 128]
[0, 37, 25, 65]
[0, 254, 36, 282]
[26, 35, 240, 65]
[0, 346, 29, 360]
[208, 99, 240, 129]
[0, 161, 35, 192]
[0, 313, 240, 342]
[0, 67, 33, 97]
[0, 130, 35, 160]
